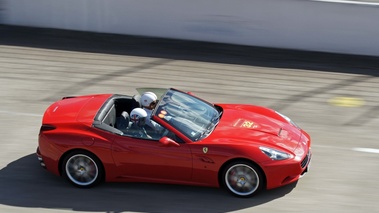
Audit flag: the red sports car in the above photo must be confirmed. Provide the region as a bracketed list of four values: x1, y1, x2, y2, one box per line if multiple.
[37, 88, 311, 197]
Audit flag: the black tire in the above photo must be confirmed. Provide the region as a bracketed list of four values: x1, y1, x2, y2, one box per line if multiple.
[222, 161, 264, 197]
[62, 150, 104, 188]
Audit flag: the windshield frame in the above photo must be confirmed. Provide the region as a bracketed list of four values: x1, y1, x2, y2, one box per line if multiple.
[152, 88, 221, 142]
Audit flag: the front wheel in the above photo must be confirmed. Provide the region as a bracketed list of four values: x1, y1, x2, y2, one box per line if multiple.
[62, 151, 104, 188]
[222, 161, 264, 197]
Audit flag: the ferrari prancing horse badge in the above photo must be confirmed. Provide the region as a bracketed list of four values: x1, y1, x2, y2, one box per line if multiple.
[203, 147, 208, 154]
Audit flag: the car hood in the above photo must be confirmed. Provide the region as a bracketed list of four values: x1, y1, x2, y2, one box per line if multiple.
[209, 104, 302, 152]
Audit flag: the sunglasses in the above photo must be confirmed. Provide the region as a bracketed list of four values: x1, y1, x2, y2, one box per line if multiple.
[149, 101, 157, 107]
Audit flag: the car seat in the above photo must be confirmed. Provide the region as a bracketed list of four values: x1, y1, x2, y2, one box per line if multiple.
[132, 94, 141, 108]
[115, 111, 130, 131]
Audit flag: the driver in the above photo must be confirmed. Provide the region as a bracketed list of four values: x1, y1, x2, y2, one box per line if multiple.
[129, 108, 150, 138]
[140, 92, 164, 132]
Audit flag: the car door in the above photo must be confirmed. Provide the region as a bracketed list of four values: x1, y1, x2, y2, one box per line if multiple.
[112, 134, 193, 182]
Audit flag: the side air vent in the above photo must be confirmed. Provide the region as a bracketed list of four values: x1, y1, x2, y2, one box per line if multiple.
[62, 96, 76, 100]
[39, 124, 56, 133]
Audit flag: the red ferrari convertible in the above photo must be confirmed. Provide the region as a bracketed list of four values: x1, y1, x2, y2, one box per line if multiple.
[37, 88, 311, 197]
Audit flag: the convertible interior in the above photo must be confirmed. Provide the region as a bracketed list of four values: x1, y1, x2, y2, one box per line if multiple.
[93, 94, 141, 135]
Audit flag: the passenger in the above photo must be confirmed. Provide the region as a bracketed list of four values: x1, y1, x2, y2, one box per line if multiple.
[140, 92, 164, 132]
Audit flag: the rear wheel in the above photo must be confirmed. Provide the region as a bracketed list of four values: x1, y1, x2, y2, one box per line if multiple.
[222, 161, 264, 197]
[62, 151, 104, 187]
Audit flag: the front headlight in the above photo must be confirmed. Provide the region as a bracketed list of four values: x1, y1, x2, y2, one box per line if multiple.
[259, 147, 292, 160]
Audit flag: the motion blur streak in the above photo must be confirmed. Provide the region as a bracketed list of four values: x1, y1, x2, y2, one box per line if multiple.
[0, 110, 41, 117]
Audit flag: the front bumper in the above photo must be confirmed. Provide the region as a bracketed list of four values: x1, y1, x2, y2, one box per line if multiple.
[264, 149, 312, 189]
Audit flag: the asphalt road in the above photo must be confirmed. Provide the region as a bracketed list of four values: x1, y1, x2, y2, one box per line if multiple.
[1, 25, 379, 213]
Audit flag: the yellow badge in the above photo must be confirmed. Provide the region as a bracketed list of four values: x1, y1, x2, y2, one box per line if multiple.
[242, 121, 255, 128]
[234, 119, 258, 129]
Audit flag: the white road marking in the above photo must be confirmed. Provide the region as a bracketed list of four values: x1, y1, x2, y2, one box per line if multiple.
[313, 0, 379, 6]
[0, 110, 41, 117]
[312, 144, 347, 150]
[310, 145, 379, 154]
[352, 147, 379, 154]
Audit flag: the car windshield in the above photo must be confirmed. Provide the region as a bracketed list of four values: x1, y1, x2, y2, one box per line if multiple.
[154, 89, 221, 141]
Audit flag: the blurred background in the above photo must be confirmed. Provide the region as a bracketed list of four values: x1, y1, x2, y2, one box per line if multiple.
[1, 1, 379, 213]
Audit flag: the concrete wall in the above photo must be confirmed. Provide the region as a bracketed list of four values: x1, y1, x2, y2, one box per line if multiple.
[1, 0, 379, 56]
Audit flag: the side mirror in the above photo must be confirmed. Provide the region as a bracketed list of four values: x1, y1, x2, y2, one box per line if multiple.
[159, 136, 180, 147]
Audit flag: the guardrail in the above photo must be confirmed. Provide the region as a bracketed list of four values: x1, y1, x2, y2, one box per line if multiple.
[1, 0, 378, 56]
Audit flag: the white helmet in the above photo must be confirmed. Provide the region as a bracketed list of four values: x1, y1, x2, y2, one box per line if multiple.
[141, 92, 157, 107]
[130, 108, 147, 126]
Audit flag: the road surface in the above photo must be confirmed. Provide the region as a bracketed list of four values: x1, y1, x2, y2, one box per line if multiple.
[0, 25, 378, 213]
